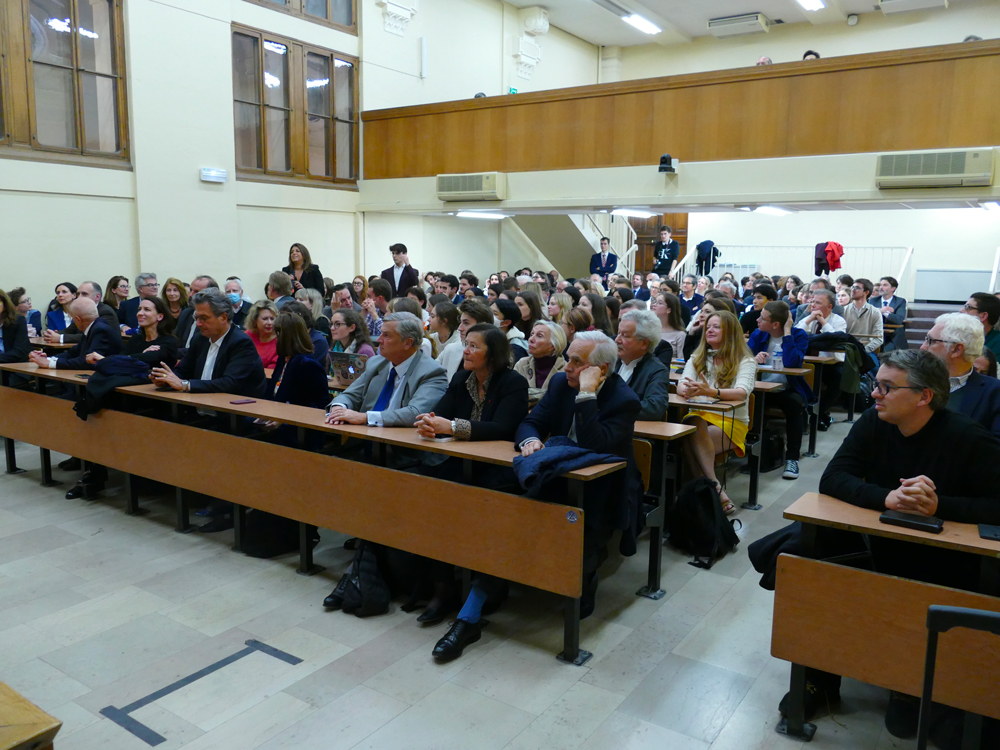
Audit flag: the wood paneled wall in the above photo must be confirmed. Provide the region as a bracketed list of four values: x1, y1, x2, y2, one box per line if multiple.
[362, 41, 1000, 180]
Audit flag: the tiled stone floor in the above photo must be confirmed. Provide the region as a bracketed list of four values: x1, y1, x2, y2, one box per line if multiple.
[0, 418, 919, 749]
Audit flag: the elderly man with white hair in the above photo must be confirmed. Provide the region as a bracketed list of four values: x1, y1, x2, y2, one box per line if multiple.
[615, 309, 671, 421]
[28, 297, 122, 371]
[920, 311, 1000, 436]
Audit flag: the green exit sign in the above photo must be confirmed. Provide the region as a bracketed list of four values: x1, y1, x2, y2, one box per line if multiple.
[508, 87, 517, 94]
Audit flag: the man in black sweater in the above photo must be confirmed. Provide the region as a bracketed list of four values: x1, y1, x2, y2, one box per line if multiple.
[783, 349, 1000, 738]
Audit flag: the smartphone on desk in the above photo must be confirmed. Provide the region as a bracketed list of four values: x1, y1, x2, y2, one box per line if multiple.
[979, 524, 1000, 542]
[879, 510, 944, 534]
[74, 374, 91, 379]
[230, 399, 256, 404]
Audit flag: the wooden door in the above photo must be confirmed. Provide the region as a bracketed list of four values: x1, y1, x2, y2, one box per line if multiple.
[632, 213, 688, 276]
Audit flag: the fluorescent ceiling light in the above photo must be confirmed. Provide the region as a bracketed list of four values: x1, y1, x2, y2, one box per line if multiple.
[622, 14, 661, 35]
[794, 0, 825, 10]
[983, 201, 1000, 212]
[611, 208, 656, 218]
[456, 211, 508, 220]
[754, 206, 792, 216]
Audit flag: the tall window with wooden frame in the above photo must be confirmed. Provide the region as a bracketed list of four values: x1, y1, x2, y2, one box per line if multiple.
[0, 0, 129, 164]
[242, 0, 356, 35]
[232, 26, 357, 188]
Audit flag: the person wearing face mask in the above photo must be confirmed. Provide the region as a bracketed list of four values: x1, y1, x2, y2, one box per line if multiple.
[224, 278, 252, 328]
[514, 320, 567, 404]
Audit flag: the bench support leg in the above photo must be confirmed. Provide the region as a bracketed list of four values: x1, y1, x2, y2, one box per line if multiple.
[962, 713, 983, 750]
[776, 663, 816, 741]
[742, 393, 764, 510]
[803, 363, 823, 458]
[639, 442, 671, 599]
[233, 505, 246, 552]
[175, 487, 192, 533]
[557, 596, 592, 666]
[39, 448, 61, 487]
[125, 474, 147, 516]
[5, 437, 25, 475]
[296, 522, 324, 576]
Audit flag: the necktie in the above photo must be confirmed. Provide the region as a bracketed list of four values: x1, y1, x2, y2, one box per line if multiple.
[372, 367, 397, 412]
[813, 321, 821, 334]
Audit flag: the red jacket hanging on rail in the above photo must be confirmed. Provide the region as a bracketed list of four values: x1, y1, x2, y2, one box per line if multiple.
[825, 242, 844, 273]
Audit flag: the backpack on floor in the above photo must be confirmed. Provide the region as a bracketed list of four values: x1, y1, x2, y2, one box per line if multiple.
[340, 540, 391, 618]
[666, 477, 741, 569]
[759, 430, 785, 474]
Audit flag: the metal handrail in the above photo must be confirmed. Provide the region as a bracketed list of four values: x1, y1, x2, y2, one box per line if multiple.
[991, 247, 1000, 293]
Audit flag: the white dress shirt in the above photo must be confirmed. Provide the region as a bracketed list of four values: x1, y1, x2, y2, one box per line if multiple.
[201, 332, 225, 380]
[393, 264, 404, 291]
[617, 358, 638, 384]
[367, 350, 417, 426]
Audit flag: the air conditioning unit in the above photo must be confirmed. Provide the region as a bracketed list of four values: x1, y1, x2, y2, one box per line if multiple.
[876, 149, 994, 189]
[878, 0, 948, 15]
[436, 172, 508, 201]
[707, 13, 770, 38]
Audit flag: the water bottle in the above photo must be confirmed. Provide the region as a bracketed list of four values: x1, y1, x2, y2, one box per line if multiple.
[772, 343, 783, 369]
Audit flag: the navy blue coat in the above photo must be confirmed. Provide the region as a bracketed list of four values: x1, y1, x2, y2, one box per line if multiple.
[589, 252, 618, 283]
[267, 354, 329, 408]
[55, 320, 123, 369]
[119, 296, 143, 329]
[633, 287, 651, 302]
[174, 325, 266, 397]
[747, 327, 814, 403]
[947, 370, 1000, 437]
[0, 318, 30, 364]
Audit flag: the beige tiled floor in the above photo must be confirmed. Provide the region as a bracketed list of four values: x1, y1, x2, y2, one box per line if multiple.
[0, 419, 920, 750]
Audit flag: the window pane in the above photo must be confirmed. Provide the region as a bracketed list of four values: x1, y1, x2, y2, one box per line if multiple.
[305, 54, 330, 115]
[333, 59, 354, 121]
[265, 108, 290, 172]
[234, 102, 261, 169]
[335, 121, 353, 180]
[308, 115, 331, 176]
[232, 33, 260, 103]
[77, 0, 115, 75]
[30, 0, 75, 68]
[33, 64, 77, 148]
[262, 40, 288, 108]
[81, 72, 118, 152]
[332, 0, 352, 26]
[304, 0, 328, 19]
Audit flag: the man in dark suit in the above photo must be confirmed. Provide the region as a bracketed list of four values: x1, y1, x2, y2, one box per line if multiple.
[118, 272, 160, 330]
[630, 273, 650, 302]
[151, 288, 265, 398]
[516, 331, 641, 615]
[922, 312, 1000, 436]
[589, 237, 617, 289]
[175, 275, 219, 350]
[380, 243, 420, 298]
[614, 310, 670, 421]
[45, 281, 120, 345]
[29, 298, 122, 371]
[876, 276, 908, 351]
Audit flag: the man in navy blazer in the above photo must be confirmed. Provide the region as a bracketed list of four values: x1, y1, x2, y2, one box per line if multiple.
[630, 273, 651, 302]
[380, 243, 420, 298]
[516, 331, 641, 617]
[29, 299, 122, 371]
[151, 288, 265, 398]
[921, 312, 1000, 436]
[589, 237, 617, 289]
[876, 276, 908, 351]
[118, 272, 160, 330]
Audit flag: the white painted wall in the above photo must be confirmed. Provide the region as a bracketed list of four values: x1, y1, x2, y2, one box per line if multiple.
[617, 0, 1000, 80]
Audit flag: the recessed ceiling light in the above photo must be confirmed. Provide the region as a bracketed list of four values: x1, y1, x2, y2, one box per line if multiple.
[622, 14, 661, 34]
[754, 206, 792, 216]
[456, 211, 508, 220]
[794, 0, 826, 10]
[983, 201, 1000, 212]
[611, 208, 656, 218]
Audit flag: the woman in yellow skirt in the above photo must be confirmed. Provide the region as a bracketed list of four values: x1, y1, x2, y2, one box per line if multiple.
[677, 310, 757, 514]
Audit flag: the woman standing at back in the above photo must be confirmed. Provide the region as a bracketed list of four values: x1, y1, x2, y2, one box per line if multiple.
[283, 243, 325, 295]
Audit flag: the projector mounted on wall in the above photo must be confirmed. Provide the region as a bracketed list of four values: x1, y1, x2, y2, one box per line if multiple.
[707, 13, 770, 38]
[878, 0, 948, 15]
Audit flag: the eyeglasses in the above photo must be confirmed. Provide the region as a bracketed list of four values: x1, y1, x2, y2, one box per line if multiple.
[964, 303, 980, 313]
[923, 334, 957, 346]
[141, 282, 159, 289]
[872, 381, 925, 396]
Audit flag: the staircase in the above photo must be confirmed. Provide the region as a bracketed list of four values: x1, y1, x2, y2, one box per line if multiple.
[510, 214, 637, 281]
[904, 303, 962, 348]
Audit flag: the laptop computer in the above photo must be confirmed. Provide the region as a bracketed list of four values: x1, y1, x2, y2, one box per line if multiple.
[328, 352, 368, 384]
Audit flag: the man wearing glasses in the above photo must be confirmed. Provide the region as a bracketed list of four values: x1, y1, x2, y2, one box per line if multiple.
[920, 312, 1000, 436]
[778, 349, 1000, 733]
[963, 292, 1000, 357]
[119, 272, 159, 330]
[842, 278, 883, 362]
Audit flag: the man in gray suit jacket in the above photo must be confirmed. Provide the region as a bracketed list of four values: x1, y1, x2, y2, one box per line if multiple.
[326, 312, 447, 428]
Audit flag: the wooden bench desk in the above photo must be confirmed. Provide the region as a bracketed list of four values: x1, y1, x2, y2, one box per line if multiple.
[0, 681, 62, 750]
[28, 337, 74, 350]
[0, 380, 597, 665]
[774, 493, 1000, 741]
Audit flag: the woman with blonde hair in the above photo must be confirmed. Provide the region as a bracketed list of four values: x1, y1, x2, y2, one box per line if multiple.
[547, 291, 573, 324]
[514, 320, 567, 404]
[677, 309, 756, 514]
[161, 277, 188, 320]
[559, 307, 593, 354]
[295, 287, 331, 341]
[245, 299, 280, 369]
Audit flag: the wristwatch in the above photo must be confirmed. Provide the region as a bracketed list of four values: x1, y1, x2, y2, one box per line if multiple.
[450, 420, 457, 435]
[182, 380, 190, 392]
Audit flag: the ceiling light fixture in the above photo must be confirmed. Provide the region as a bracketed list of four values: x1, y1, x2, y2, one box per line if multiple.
[456, 211, 508, 220]
[754, 206, 792, 216]
[611, 208, 656, 218]
[622, 14, 661, 34]
[983, 201, 1000, 212]
[794, 0, 826, 11]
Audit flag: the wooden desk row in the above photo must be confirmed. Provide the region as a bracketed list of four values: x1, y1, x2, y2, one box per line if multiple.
[774, 493, 1000, 741]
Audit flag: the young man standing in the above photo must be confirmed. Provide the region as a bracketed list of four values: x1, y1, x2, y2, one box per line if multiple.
[651, 226, 679, 277]
[876, 276, 907, 351]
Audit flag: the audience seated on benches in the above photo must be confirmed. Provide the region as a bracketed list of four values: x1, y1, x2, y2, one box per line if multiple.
[119, 273, 159, 330]
[842, 278, 883, 358]
[245, 300, 279, 369]
[796, 288, 847, 431]
[95, 296, 178, 370]
[29, 298, 122, 371]
[45, 282, 78, 332]
[175, 276, 219, 350]
[48, 281, 120, 345]
[614, 309, 670, 421]
[0, 288, 31, 364]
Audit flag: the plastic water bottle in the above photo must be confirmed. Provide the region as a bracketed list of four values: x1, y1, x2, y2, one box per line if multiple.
[772, 343, 783, 369]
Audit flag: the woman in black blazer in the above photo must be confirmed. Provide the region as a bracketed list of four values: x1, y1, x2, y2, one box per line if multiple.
[282, 243, 325, 296]
[0, 289, 31, 364]
[408, 324, 529, 627]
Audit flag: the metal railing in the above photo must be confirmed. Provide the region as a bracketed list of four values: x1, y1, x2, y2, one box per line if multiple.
[990, 247, 1000, 293]
[585, 213, 638, 277]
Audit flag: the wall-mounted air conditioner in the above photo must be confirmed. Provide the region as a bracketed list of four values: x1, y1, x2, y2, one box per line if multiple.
[878, 0, 948, 15]
[876, 149, 994, 189]
[436, 172, 508, 201]
[707, 13, 770, 38]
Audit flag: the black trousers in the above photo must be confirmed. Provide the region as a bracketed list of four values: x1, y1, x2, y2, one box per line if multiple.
[765, 389, 806, 460]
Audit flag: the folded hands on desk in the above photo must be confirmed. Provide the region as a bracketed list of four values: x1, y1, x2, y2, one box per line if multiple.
[326, 406, 367, 425]
[885, 475, 938, 516]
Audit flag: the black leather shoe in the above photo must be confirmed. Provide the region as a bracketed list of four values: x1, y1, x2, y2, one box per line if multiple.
[65, 483, 92, 500]
[580, 571, 598, 620]
[197, 517, 234, 533]
[817, 414, 833, 432]
[432, 619, 482, 661]
[58, 457, 81, 471]
[417, 598, 457, 626]
[324, 574, 350, 609]
[79, 469, 107, 485]
[884, 691, 920, 739]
